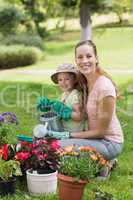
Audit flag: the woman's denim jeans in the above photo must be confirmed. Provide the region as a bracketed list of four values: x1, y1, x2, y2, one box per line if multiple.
[60, 138, 123, 160]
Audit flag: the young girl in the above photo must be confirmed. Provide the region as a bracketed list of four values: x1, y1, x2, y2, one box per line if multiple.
[51, 63, 87, 132]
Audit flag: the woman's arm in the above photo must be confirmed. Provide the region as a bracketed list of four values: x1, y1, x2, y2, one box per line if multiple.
[71, 96, 115, 138]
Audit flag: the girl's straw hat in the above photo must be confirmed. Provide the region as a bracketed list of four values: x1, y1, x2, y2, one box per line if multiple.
[51, 63, 78, 84]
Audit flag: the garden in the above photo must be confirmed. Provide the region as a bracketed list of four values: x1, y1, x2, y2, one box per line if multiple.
[0, 1, 133, 199]
[0, 27, 132, 199]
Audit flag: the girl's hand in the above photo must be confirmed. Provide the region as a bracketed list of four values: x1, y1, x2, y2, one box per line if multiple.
[37, 97, 51, 111]
[52, 101, 72, 120]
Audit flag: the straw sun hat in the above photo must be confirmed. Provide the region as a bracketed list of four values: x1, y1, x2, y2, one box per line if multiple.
[51, 63, 78, 84]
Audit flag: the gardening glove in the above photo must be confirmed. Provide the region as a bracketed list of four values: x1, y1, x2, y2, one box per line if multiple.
[33, 123, 48, 139]
[52, 100, 64, 113]
[46, 130, 70, 139]
[37, 97, 51, 112]
[59, 107, 72, 120]
[52, 100, 72, 120]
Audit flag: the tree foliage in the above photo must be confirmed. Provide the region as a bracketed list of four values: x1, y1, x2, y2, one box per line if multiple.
[107, 0, 132, 23]
[0, 0, 131, 38]
[0, 4, 22, 35]
[60, 0, 78, 7]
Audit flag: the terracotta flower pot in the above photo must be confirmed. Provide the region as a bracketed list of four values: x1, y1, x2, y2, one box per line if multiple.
[58, 174, 88, 200]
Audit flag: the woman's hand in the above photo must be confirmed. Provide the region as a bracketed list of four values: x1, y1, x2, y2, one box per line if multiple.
[47, 130, 70, 139]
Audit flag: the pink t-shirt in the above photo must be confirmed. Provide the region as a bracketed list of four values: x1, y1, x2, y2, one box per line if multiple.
[86, 75, 124, 143]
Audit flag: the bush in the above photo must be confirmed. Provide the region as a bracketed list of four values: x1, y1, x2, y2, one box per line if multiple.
[3, 33, 44, 50]
[0, 45, 42, 69]
[0, 4, 22, 35]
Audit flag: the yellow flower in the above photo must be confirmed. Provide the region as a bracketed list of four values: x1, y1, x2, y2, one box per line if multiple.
[90, 154, 98, 161]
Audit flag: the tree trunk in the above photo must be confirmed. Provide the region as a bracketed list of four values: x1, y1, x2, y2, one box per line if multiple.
[79, 0, 92, 41]
[132, 0, 133, 19]
[80, 18, 92, 41]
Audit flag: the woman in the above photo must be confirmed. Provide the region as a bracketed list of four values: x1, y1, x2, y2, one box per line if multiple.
[59, 40, 124, 162]
[41, 40, 124, 177]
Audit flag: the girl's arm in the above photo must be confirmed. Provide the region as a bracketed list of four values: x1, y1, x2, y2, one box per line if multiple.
[71, 103, 83, 121]
[71, 96, 115, 138]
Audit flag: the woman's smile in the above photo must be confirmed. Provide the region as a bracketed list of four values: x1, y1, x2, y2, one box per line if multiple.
[75, 44, 97, 75]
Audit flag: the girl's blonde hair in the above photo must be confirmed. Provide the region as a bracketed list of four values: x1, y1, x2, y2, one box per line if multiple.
[75, 40, 120, 110]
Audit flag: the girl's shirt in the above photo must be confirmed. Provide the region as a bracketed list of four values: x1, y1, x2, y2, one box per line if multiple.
[60, 89, 86, 132]
[86, 75, 124, 143]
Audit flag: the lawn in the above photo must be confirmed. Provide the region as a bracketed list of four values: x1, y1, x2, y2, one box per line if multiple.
[0, 27, 133, 199]
[0, 77, 132, 199]
[32, 26, 133, 69]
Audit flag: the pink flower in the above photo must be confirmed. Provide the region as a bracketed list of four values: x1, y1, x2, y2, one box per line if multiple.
[32, 149, 38, 155]
[38, 154, 44, 160]
[50, 139, 60, 150]
[16, 152, 30, 160]
[43, 154, 47, 158]
[15, 138, 59, 172]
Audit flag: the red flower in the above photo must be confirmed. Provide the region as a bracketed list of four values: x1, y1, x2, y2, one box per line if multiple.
[16, 152, 31, 160]
[3, 144, 8, 160]
[15, 138, 60, 172]
[0, 146, 3, 158]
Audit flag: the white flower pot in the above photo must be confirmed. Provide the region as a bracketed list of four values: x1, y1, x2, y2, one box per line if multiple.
[26, 169, 57, 196]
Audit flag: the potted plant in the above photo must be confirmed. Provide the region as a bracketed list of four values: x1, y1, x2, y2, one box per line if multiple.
[0, 112, 18, 146]
[0, 159, 22, 196]
[0, 112, 22, 196]
[15, 138, 60, 196]
[58, 145, 110, 200]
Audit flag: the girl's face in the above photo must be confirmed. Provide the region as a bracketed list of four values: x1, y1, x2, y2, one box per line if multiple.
[75, 44, 98, 76]
[57, 72, 76, 92]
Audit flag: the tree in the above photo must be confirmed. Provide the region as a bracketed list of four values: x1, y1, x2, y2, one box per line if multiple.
[20, 0, 47, 37]
[59, 0, 107, 41]
[109, 0, 132, 24]
[0, 3, 22, 35]
[79, 0, 92, 41]
[79, 0, 107, 41]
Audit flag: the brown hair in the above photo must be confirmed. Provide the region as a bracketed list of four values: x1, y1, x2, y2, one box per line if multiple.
[75, 40, 120, 109]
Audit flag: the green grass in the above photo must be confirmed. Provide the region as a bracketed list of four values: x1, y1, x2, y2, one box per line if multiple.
[0, 27, 132, 84]
[0, 78, 132, 200]
[0, 27, 133, 75]
[41, 27, 133, 69]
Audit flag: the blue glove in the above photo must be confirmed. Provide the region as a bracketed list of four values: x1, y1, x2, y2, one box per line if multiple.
[52, 100, 64, 113]
[59, 107, 72, 120]
[37, 97, 51, 112]
[52, 101, 72, 120]
[47, 131, 70, 139]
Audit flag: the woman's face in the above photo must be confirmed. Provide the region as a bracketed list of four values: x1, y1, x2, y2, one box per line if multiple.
[57, 72, 75, 92]
[75, 44, 97, 76]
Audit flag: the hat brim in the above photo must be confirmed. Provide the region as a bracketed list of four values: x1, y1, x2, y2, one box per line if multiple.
[51, 69, 78, 84]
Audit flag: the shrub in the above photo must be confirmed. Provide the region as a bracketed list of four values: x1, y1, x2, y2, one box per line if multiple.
[0, 45, 42, 69]
[3, 33, 44, 50]
[0, 4, 22, 35]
